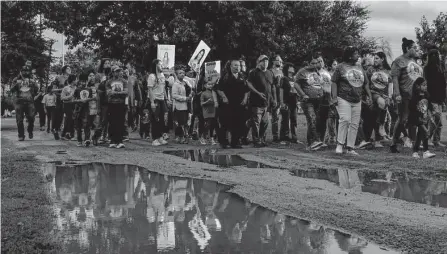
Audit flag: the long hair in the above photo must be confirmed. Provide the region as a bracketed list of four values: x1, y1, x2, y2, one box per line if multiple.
[342, 46, 358, 63]
[374, 52, 391, 70]
[98, 58, 110, 74]
[150, 59, 161, 74]
[426, 49, 442, 73]
[282, 62, 295, 77]
[401, 37, 415, 54]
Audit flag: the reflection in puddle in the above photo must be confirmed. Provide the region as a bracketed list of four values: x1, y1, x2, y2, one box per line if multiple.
[291, 168, 447, 208]
[46, 162, 398, 253]
[164, 149, 279, 168]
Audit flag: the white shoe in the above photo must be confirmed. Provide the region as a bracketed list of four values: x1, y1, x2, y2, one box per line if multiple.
[109, 144, 117, 148]
[346, 149, 359, 155]
[412, 152, 421, 158]
[210, 138, 217, 145]
[357, 141, 371, 149]
[199, 138, 207, 145]
[159, 138, 168, 145]
[162, 133, 170, 140]
[310, 141, 323, 150]
[374, 142, 384, 148]
[428, 141, 435, 147]
[320, 143, 328, 148]
[423, 151, 436, 159]
[403, 137, 413, 148]
[116, 143, 125, 148]
[152, 140, 161, 146]
[335, 144, 343, 154]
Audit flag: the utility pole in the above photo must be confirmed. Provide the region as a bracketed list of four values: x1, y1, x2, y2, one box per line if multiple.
[62, 34, 65, 66]
[47, 39, 56, 87]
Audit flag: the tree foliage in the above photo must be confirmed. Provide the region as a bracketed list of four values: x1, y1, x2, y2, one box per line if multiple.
[1, 1, 54, 83]
[416, 12, 447, 54]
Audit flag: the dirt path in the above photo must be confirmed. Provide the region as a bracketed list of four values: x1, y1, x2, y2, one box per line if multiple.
[2, 118, 447, 253]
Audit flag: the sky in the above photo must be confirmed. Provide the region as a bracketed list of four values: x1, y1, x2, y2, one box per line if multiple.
[44, 1, 446, 62]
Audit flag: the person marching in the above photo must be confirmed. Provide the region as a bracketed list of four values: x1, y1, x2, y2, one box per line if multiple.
[60, 73, 78, 140]
[92, 58, 111, 145]
[172, 65, 193, 144]
[73, 73, 95, 147]
[106, 65, 128, 148]
[51, 65, 71, 140]
[41, 86, 57, 133]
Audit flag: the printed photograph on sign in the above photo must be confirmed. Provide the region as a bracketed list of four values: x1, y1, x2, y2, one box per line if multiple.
[157, 45, 175, 75]
[80, 90, 90, 100]
[188, 40, 211, 72]
[204, 61, 221, 85]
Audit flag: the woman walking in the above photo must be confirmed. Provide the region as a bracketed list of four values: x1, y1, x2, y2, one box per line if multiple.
[332, 46, 372, 155]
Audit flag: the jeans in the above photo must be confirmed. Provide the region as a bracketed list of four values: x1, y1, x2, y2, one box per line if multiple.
[324, 105, 338, 144]
[108, 103, 126, 144]
[35, 101, 45, 128]
[271, 105, 280, 140]
[250, 107, 269, 143]
[392, 99, 411, 146]
[336, 97, 361, 148]
[75, 108, 90, 142]
[93, 105, 108, 140]
[52, 100, 64, 132]
[62, 103, 75, 137]
[413, 124, 429, 152]
[150, 99, 166, 140]
[429, 102, 443, 143]
[45, 106, 55, 131]
[301, 99, 324, 146]
[15, 101, 35, 138]
[279, 102, 298, 141]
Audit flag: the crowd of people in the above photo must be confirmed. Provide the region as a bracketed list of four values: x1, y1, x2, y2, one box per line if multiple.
[7, 37, 447, 158]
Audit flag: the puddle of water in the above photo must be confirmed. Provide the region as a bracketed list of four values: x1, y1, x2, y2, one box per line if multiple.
[164, 149, 279, 168]
[45, 162, 398, 253]
[291, 168, 447, 208]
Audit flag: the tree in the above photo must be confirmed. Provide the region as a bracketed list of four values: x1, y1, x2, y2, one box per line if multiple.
[1, 2, 54, 84]
[415, 12, 447, 53]
[41, 1, 377, 70]
[375, 38, 393, 60]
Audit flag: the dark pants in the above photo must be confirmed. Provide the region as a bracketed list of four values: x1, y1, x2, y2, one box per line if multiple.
[357, 103, 375, 142]
[280, 101, 298, 141]
[46, 106, 55, 131]
[93, 105, 108, 140]
[75, 109, 90, 142]
[189, 112, 205, 137]
[150, 100, 166, 140]
[324, 105, 338, 144]
[392, 99, 411, 146]
[413, 125, 429, 152]
[52, 100, 64, 132]
[318, 103, 330, 142]
[174, 110, 188, 138]
[218, 104, 245, 146]
[301, 99, 324, 146]
[62, 103, 75, 137]
[250, 106, 269, 143]
[35, 101, 45, 127]
[204, 117, 218, 139]
[15, 101, 35, 138]
[271, 105, 280, 140]
[108, 103, 126, 144]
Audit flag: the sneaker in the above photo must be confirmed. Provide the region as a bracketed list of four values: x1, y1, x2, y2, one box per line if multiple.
[84, 140, 91, 147]
[310, 141, 323, 150]
[357, 141, 371, 149]
[280, 141, 288, 145]
[412, 152, 421, 158]
[199, 138, 207, 145]
[211, 138, 217, 146]
[18, 136, 25, 141]
[116, 143, 125, 149]
[123, 136, 130, 142]
[28, 132, 33, 139]
[320, 143, 328, 148]
[159, 138, 168, 145]
[98, 137, 106, 144]
[374, 142, 384, 148]
[390, 145, 400, 153]
[175, 137, 180, 143]
[423, 151, 436, 159]
[434, 142, 446, 148]
[162, 133, 170, 140]
[346, 149, 359, 155]
[152, 140, 161, 146]
[335, 144, 343, 154]
[77, 142, 83, 147]
[428, 141, 434, 147]
[403, 137, 412, 148]
[109, 144, 117, 148]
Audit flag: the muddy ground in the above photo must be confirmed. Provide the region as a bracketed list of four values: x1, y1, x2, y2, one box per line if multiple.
[2, 116, 447, 253]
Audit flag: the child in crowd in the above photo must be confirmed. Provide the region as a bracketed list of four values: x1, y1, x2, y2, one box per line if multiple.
[200, 81, 218, 145]
[73, 74, 95, 147]
[139, 108, 150, 139]
[172, 66, 193, 144]
[42, 86, 57, 133]
[409, 77, 436, 159]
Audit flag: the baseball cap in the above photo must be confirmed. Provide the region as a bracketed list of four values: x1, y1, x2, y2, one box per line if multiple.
[257, 55, 269, 63]
[111, 65, 122, 72]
